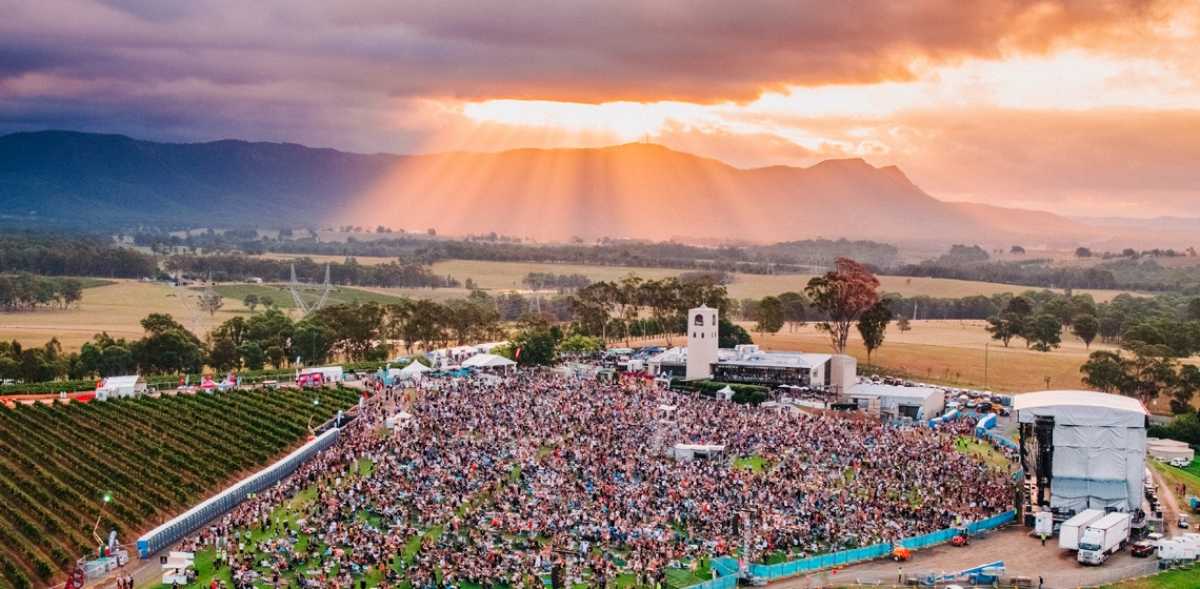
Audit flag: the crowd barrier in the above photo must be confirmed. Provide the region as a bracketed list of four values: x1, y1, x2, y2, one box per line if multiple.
[135, 427, 341, 558]
[682, 557, 739, 589]
[984, 430, 1019, 451]
[745, 510, 1017, 582]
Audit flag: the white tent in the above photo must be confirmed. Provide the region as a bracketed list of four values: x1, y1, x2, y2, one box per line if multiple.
[716, 385, 734, 401]
[396, 360, 432, 380]
[462, 353, 517, 369]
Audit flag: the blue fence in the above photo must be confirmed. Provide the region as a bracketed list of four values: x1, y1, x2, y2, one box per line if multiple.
[136, 427, 341, 558]
[744, 510, 1017, 582]
[678, 557, 739, 589]
[984, 430, 1019, 451]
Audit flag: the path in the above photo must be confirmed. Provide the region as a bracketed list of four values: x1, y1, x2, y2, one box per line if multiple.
[1150, 463, 1181, 534]
[768, 528, 1158, 589]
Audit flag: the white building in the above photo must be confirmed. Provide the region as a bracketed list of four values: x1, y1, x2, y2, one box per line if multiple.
[847, 382, 945, 420]
[1015, 390, 1148, 513]
[686, 305, 719, 380]
[95, 375, 146, 400]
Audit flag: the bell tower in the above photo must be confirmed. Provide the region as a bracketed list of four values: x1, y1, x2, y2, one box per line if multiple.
[686, 304, 719, 380]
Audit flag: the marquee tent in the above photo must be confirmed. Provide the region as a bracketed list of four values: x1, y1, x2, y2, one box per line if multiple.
[461, 353, 517, 370]
[396, 360, 432, 380]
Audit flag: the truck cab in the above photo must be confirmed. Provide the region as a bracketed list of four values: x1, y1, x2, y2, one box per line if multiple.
[1077, 512, 1132, 565]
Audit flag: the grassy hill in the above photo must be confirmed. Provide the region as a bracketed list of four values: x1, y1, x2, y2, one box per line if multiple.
[0, 387, 359, 587]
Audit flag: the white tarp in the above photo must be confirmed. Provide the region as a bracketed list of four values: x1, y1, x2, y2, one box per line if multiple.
[396, 361, 431, 380]
[1016, 390, 1148, 512]
[462, 353, 517, 369]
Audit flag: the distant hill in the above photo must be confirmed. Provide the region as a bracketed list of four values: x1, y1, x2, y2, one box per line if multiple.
[0, 130, 1097, 244]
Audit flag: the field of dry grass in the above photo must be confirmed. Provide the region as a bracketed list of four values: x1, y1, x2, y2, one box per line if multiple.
[259, 256, 1139, 301]
[0, 280, 253, 350]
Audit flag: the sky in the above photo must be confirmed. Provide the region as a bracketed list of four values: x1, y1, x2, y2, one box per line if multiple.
[1, 0, 1198, 218]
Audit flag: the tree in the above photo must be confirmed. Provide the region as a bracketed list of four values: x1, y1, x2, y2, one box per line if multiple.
[1071, 314, 1100, 349]
[242, 293, 260, 313]
[1075, 247, 1093, 258]
[198, 291, 224, 316]
[718, 318, 753, 348]
[985, 312, 1023, 347]
[1010, 245, 1026, 255]
[208, 336, 240, 371]
[238, 341, 267, 370]
[754, 296, 785, 335]
[805, 258, 881, 353]
[777, 291, 807, 332]
[1081, 351, 1129, 393]
[1027, 313, 1063, 352]
[558, 334, 603, 356]
[60, 278, 83, 309]
[897, 316, 912, 332]
[1188, 298, 1200, 322]
[292, 320, 335, 365]
[508, 318, 560, 366]
[856, 301, 893, 366]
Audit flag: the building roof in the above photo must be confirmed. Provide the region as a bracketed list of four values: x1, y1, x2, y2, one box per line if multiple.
[848, 383, 943, 401]
[99, 375, 142, 388]
[1014, 390, 1147, 427]
[461, 353, 517, 368]
[648, 346, 736, 365]
[718, 351, 831, 369]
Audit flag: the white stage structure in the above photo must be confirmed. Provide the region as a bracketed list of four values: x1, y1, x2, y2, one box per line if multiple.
[1015, 390, 1148, 513]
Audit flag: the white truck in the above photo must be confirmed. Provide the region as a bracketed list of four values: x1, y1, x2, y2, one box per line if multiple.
[1077, 512, 1132, 565]
[1059, 509, 1105, 551]
[1157, 536, 1200, 561]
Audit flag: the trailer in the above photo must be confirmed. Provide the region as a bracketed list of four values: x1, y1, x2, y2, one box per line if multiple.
[299, 365, 343, 383]
[1059, 509, 1106, 551]
[1077, 512, 1132, 565]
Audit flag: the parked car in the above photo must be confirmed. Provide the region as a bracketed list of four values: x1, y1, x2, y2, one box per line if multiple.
[1169, 457, 1191, 468]
[1130, 540, 1156, 557]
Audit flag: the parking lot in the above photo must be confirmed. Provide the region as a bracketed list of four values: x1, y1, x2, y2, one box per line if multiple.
[770, 527, 1160, 589]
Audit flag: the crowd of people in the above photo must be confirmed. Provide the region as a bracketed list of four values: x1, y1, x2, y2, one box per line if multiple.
[178, 371, 1014, 588]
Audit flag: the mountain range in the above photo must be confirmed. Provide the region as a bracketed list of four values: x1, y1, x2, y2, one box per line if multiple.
[0, 130, 1129, 246]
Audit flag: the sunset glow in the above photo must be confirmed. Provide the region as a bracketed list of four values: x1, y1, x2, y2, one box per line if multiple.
[1, 0, 1197, 218]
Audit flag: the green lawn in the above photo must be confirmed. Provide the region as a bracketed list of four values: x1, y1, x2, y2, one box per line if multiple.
[733, 455, 767, 473]
[954, 436, 1011, 472]
[206, 283, 408, 309]
[1100, 564, 1199, 589]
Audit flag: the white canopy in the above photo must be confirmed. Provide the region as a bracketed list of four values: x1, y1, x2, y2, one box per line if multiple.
[461, 353, 517, 369]
[399, 360, 431, 375]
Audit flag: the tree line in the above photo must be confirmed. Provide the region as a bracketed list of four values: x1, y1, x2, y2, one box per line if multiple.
[164, 255, 460, 288]
[0, 275, 85, 312]
[0, 233, 156, 278]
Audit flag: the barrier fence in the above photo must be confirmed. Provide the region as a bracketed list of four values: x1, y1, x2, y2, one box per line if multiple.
[683, 557, 739, 589]
[744, 510, 1017, 583]
[135, 427, 341, 558]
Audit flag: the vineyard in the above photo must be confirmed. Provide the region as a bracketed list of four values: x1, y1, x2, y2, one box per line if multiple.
[0, 387, 359, 589]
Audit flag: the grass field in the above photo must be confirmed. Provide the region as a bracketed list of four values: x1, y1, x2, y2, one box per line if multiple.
[729, 319, 1116, 394]
[1099, 564, 1199, 589]
[0, 280, 258, 351]
[208, 283, 409, 309]
[954, 436, 1012, 472]
[257, 255, 1140, 301]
